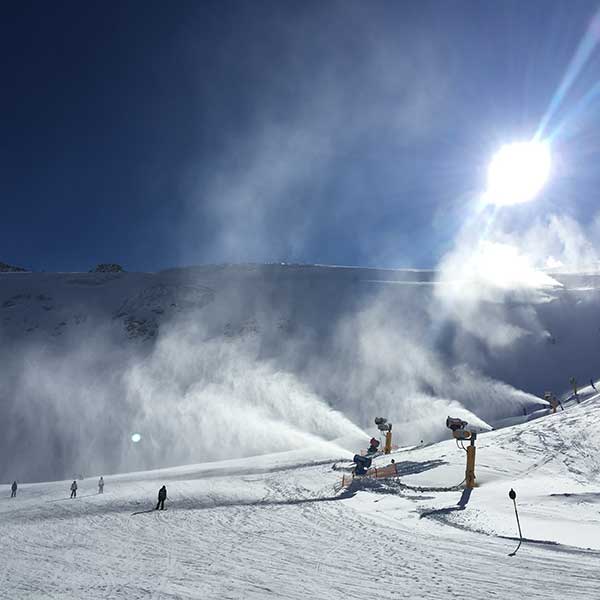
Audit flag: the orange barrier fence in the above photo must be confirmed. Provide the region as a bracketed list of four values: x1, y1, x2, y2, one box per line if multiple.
[366, 463, 399, 478]
[341, 474, 353, 488]
[339, 462, 400, 488]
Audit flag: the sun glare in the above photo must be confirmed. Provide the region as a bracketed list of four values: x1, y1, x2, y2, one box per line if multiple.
[485, 141, 551, 206]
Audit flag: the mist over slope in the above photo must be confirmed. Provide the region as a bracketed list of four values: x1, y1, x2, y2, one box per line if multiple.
[2, 263, 597, 481]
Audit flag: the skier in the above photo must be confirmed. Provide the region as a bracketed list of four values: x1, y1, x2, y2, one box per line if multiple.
[156, 485, 167, 510]
[10, 481, 17, 498]
[98, 476, 104, 494]
[70, 480, 78, 498]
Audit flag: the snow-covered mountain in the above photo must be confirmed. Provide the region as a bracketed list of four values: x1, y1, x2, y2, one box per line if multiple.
[2, 264, 600, 482]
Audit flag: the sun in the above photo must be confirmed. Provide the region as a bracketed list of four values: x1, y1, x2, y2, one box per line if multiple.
[484, 141, 551, 206]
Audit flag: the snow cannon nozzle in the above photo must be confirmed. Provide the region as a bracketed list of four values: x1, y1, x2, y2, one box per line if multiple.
[375, 416, 392, 432]
[446, 416, 468, 432]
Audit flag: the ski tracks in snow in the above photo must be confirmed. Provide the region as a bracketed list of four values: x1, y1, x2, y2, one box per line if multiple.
[2, 463, 600, 599]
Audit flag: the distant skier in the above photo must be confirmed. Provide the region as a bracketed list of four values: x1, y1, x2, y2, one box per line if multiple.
[156, 485, 167, 510]
[10, 481, 17, 498]
[70, 480, 78, 498]
[98, 476, 104, 494]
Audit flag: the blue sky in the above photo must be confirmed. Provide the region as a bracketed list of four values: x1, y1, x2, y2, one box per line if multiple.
[2, 0, 600, 272]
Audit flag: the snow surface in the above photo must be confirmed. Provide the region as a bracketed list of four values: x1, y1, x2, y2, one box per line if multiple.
[2, 394, 600, 599]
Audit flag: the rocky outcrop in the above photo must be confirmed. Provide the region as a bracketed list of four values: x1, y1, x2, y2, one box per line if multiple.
[113, 284, 214, 340]
[0, 261, 28, 272]
[91, 263, 125, 273]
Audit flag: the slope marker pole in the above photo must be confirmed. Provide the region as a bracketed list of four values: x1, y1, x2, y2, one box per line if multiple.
[508, 488, 523, 556]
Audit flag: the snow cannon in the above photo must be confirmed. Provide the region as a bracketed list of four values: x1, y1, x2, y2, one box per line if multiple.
[353, 454, 372, 476]
[446, 416, 477, 489]
[375, 417, 393, 455]
[446, 417, 468, 432]
[543, 391, 560, 414]
[367, 437, 380, 455]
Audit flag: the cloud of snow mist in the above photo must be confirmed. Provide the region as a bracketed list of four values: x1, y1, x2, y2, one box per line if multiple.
[0, 307, 366, 482]
[113, 279, 548, 469]
[422, 210, 600, 399]
[2, 247, 592, 483]
[0, 333, 136, 483]
[520, 214, 600, 273]
[303, 287, 544, 446]
[426, 205, 600, 356]
[6, 216, 600, 482]
[119, 321, 366, 473]
[434, 237, 561, 349]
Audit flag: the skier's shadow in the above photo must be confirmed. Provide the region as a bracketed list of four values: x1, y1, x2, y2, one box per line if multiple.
[47, 494, 99, 502]
[457, 487, 472, 507]
[131, 508, 158, 515]
[419, 487, 473, 519]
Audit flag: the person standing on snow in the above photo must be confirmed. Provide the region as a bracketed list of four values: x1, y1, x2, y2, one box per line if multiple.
[10, 481, 17, 498]
[70, 480, 78, 498]
[98, 477, 104, 494]
[156, 485, 167, 510]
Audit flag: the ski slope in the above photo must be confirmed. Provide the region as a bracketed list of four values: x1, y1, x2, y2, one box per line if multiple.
[2, 394, 600, 599]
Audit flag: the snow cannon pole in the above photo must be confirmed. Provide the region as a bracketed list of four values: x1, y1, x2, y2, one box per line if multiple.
[384, 428, 392, 455]
[508, 488, 523, 556]
[375, 417, 393, 455]
[570, 377, 579, 403]
[446, 417, 477, 489]
[465, 432, 477, 489]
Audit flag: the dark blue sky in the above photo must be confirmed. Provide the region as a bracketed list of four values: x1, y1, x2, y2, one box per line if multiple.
[3, 1, 600, 272]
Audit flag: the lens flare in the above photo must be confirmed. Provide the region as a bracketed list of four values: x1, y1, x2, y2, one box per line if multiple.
[484, 141, 551, 206]
[131, 433, 142, 443]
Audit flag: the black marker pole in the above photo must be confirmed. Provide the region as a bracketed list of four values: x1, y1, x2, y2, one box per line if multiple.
[508, 488, 523, 556]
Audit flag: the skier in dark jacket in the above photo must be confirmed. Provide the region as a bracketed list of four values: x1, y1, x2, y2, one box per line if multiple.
[11, 481, 17, 498]
[156, 485, 167, 510]
[70, 480, 78, 498]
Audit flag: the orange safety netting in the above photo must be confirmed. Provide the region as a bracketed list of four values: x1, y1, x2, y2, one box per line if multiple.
[339, 462, 399, 488]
